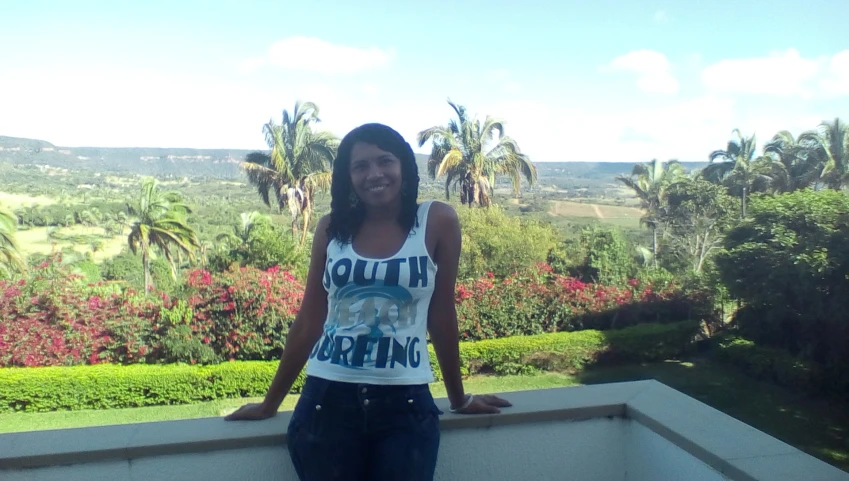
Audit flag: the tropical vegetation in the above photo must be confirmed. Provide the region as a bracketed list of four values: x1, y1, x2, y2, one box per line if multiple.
[418, 99, 537, 207]
[1, 102, 848, 471]
[126, 177, 200, 292]
[0, 203, 25, 277]
[241, 101, 338, 245]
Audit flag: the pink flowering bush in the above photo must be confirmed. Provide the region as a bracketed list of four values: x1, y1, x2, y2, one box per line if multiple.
[2, 256, 702, 366]
[0, 254, 160, 367]
[0, 257, 304, 367]
[151, 265, 304, 363]
[455, 263, 700, 341]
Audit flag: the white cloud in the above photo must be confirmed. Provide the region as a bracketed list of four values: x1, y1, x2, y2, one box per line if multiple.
[653, 10, 671, 24]
[702, 49, 820, 97]
[701, 48, 849, 98]
[820, 50, 849, 96]
[603, 50, 679, 94]
[242, 37, 396, 74]
[0, 69, 274, 149]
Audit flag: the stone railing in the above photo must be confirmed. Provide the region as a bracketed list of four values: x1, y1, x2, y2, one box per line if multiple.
[1, 380, 846, 481]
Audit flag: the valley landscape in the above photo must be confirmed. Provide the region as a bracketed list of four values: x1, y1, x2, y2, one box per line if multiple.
[1, 106, 848, 474]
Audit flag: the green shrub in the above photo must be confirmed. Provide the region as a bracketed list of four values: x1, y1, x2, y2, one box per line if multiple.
[431, 319, 700, 377]
[715, 190, 849, 382]
[713, 334, 826, 394]
[0, 363, 307, 413]
[101, 251, 177, 293]
[1, 321, 698, 412]
[457, 206, 559, 279]
[68, 259, 102, 282]
[566, 226, 640, 285]
[207, 223, 309, 280]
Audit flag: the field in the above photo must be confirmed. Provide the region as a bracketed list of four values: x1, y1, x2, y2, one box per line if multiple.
[0, 192, 57, 209]
[547, 200, 643, 229]
[15, 225, 127, 263]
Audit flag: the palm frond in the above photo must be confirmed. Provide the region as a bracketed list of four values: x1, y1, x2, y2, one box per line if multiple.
[304, 171, 332, 192]
[436, 149, 464, 177]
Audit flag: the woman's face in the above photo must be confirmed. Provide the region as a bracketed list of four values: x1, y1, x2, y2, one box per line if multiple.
[349, 141, 404, 208]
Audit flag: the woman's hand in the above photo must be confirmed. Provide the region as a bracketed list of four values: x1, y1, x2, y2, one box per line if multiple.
[224, 402, 277, 421]
[454, 394, 513, 415]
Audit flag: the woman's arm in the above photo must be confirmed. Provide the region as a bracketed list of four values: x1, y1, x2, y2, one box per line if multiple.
[225, 216, 331, 420]
[426, 203, 467, 409]
[426, 203, 511, 414]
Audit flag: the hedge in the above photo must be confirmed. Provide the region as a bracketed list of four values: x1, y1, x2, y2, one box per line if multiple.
[712, 335, 839, 396]
[1, 320, 700, 413]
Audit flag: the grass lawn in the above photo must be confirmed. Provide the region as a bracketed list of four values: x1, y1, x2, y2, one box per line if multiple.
[2, 359, 847, 473]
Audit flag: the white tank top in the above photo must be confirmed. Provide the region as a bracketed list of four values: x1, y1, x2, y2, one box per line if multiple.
[305, 201, 437, 385]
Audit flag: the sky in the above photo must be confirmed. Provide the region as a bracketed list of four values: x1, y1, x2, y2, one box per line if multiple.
[0, 0, 847, 162]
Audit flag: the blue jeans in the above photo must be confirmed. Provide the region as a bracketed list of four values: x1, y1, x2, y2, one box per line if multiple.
[287, 375, 442, 481]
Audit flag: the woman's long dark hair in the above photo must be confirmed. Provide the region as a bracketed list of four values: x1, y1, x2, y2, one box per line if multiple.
[326, 123, 420, 244]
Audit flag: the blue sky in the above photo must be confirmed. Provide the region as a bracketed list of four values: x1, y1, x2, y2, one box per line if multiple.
[1, 0, 847, 162]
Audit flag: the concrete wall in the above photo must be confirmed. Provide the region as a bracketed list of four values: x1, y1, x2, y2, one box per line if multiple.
[2, 418, 716, 481]
[2, 381, 847, 481]
[626, 422, 730, 481]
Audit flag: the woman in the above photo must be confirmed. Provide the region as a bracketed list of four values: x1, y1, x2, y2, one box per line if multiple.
[225, 123, 511, 480]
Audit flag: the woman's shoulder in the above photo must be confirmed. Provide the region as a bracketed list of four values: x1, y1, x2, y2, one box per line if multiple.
[423, 200, 458, 221]
[423, 201, 460, 239]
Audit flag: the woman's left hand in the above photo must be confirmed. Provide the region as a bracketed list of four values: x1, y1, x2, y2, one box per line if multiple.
[454, 394, 512, 415]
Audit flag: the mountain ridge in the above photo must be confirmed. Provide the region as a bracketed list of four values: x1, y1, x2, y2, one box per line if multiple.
[0, 135, 708, 180]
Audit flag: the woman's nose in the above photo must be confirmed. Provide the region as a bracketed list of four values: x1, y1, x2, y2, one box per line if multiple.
[366, 164, 384, 179]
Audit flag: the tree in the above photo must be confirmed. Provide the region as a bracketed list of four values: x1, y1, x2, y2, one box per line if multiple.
[0, 203, 26, 277]
[701, 129, 772, 218]
[127, 177, 200, 293]
[571, 226, 638, 285]
[715, 190, 849, 383]
[417, 99, 537, 208]
[615, 159, 685, 265]
[215, 211, 272, 251]
[800, 118, 849, 190]
[761, 130, 821, 193]
[662, 178, 736, 273]
[242, 101, 337, 246]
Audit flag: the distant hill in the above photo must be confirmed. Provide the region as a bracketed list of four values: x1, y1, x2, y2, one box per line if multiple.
[0, 135, 707, 183]
[0, 136, 254, 179]
[535, 161, 708, 180]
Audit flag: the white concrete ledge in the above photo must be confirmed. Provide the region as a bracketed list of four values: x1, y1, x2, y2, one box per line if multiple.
[1, 380, 846, 481]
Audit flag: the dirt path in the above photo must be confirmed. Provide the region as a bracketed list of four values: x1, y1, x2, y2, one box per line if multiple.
[592, 204, 605, 219]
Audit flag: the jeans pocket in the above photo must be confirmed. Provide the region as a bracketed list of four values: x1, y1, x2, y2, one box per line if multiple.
[405, 391, 441, 433]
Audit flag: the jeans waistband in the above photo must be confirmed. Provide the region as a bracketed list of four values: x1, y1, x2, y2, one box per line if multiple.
[301, 375, 430, 400]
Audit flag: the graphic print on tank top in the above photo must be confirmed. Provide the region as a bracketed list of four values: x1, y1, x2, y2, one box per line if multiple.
[306, 201, 437, 384]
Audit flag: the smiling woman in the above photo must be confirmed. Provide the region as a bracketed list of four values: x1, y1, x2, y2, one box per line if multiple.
[223, 123, 511, 481]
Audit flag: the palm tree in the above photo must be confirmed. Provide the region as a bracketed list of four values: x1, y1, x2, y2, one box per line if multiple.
[417, 99, 537, 208]
[0, 203, 26, 277]
[215, 211, 271, 250]
[800, 118, 849, 190]
[701, 129, 772, 218]
[615, 159, 685, 265]
[127, 177, 200, 293]
[242, 101, 337, 246]
[761, 131, 821, 193]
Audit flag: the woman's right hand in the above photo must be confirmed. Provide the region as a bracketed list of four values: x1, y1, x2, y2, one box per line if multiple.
[224, 402, 277, 421]
[454, 394, 512, 415]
